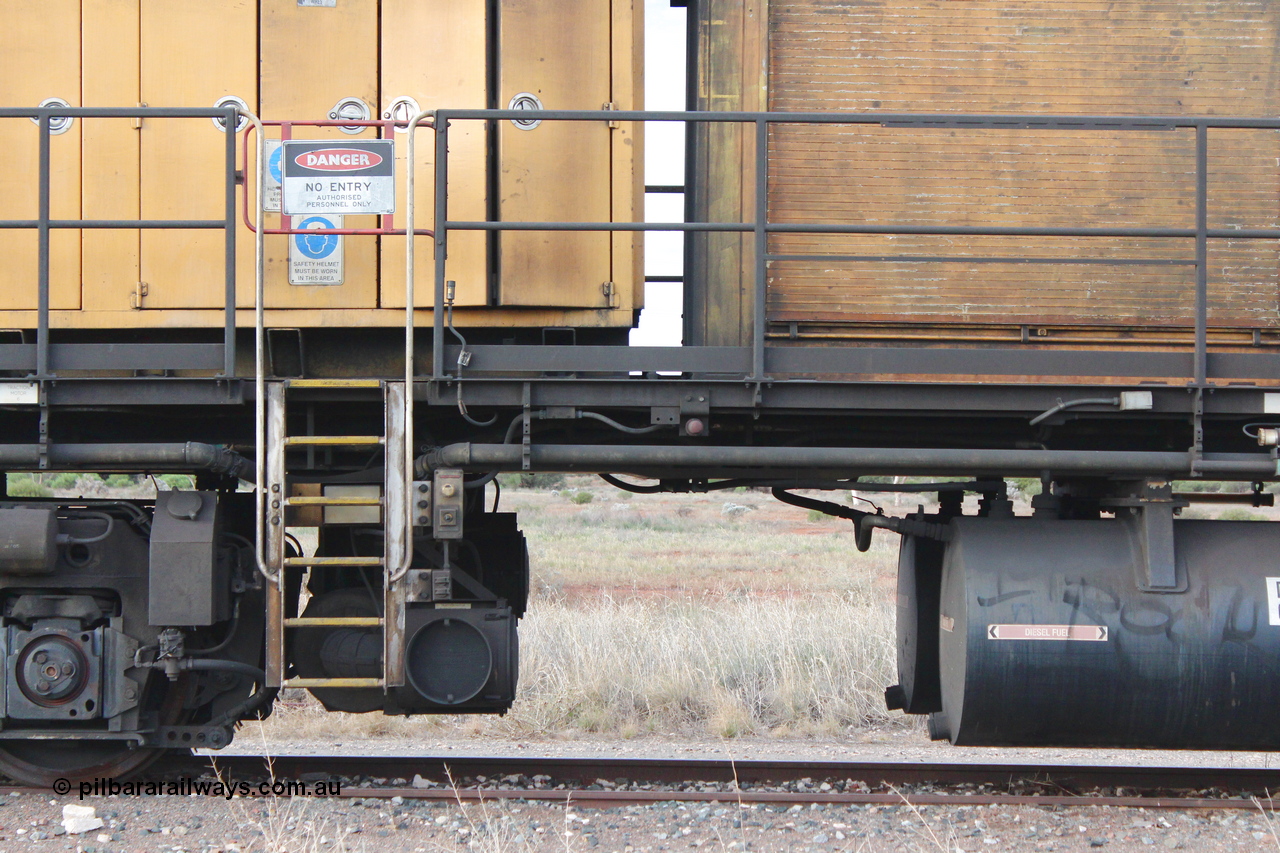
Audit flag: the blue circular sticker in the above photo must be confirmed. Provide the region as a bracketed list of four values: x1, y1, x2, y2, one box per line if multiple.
[268, 145, 283, 183]
[295, 217, 339, 259]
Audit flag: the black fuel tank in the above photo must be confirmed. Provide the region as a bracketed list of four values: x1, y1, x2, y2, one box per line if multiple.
[932, 517, 1280, 749]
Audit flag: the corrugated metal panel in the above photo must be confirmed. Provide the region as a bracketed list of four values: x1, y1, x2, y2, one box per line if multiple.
[767, 1, 1280, 331]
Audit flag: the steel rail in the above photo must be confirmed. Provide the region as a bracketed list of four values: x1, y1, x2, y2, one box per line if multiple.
[150, 754, 1280, 810]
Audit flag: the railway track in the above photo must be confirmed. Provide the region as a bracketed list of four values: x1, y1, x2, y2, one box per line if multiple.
[117, 753, 1280, 811]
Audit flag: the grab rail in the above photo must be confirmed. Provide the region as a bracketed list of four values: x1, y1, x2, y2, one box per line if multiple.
[0, 105, 240, 378]
[427, 107, 1280, 389]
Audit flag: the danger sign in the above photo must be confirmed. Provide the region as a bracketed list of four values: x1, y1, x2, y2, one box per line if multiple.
[281, 139, 395, 216]
[987, 624, 1108, 642]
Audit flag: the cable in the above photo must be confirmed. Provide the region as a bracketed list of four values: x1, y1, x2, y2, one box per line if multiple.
[491, 478, 501, 513]
[457, 384, 498, 427]
[58, 511, 114, 544]
[577, 410, 664, 435]
[186, 599, 242, 656]
[1030, 396, 1121, 427]
[1243, 423, 1280, 440]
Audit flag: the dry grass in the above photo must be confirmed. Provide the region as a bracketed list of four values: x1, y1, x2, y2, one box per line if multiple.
[252, 482, 910, 742]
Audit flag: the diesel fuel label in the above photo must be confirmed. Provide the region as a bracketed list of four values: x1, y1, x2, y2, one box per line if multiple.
[281, 140, 395, 216]
[987, 624, 1108, 641]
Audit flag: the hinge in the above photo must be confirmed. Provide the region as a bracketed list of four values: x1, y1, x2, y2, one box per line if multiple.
[601, 281, 618, 309]
[133, 103, 147, 131]
[129, 282, 149, 310]
[602, 102, 619, 129]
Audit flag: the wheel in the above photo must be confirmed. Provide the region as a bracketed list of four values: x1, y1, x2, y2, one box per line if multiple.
[0, 740, 168, 787]
[0, 671, 189, 786]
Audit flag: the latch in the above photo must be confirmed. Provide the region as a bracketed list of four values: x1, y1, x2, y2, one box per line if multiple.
[507, 93, 544, 131]
[329, 97, 372, 135]
[602, 102, 619, 129]
[133, 103, 147, 131]
[601, 281, 618, 309]
[129, 282, 149, 310]
[32, 98, 73, 135]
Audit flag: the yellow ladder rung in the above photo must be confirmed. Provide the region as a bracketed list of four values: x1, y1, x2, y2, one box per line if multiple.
[284, 556, 385, 568]
[284, 617, 384, 628]
[287, 379, 383, 389]
[284, 435, 384, 447]
[283, 678, 384, 689]
[285, 496, 383, 507]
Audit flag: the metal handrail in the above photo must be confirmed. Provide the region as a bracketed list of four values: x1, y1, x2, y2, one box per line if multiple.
[429, 107, 1280, 389]
[236, 118, 433, 239]
[389, 110, 435, 584]
[0, 105, 240, 379]
[235, 108, 277, 587]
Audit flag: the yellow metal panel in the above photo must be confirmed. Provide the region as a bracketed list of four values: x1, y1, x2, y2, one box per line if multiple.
[499, 0, 615, 308]
[260, 0, 379, 310]
[139, 1, 255, 310]
[82, 0, 140, 312]
[0, 0, 82, 311]
[381, 0, 489, 309]
[611, 0, 644, 313]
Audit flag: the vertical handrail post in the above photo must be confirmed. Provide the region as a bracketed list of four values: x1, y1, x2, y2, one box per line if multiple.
[235, 108, 277, 587]
[432, 113, 450, 383]
[1194, 122, 1208, 387]
[222, 106, 238, 378]
[751, 117, 768, 382]
[36, 113, 51, 380]
[392, 110, 433, 586]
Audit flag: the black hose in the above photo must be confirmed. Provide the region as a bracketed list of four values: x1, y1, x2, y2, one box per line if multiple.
[210, 686, 279, 727]
[577, 411, 664, 435]
[771, 488, 871, 523]
[599, 473, 665, 493]
[463, 470, 499, 490]
[173, 658, 266, 682]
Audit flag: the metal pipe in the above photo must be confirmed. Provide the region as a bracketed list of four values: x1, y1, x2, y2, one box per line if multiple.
[441, 219, 1280, 241]
[1194, 125, 1209, 387]
[432, 114, 449, 382]
[223, 105, 237, 379]
[424, 443, 1278, 479]
[235, 109, 270, 585]
[0, 442, 252, 479]
[752, 118, 768, 382]
[433, 108, 1280, 130]
[36, 115, 50, 380]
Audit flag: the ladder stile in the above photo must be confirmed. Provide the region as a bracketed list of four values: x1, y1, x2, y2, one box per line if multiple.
[383, 380, 408, 689]
[264, 381, 288, 688]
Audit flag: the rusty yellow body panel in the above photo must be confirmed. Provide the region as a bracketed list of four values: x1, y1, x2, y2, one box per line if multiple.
[498, 0, 615, 308]
[380, 0, 489, 309]
[0, 0, 81, 311]
[139, 0, 256, 311]
[693, 0, 1280, 347]
[0, 0, 641, 330]
[82, 0, 140, 313]
[260, 0, 379, 309]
